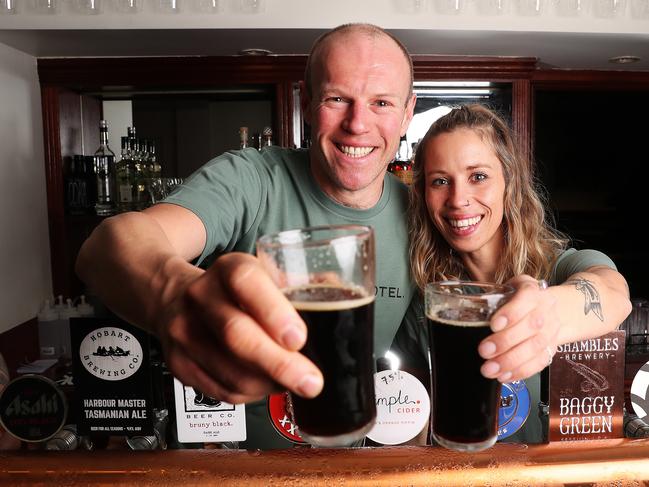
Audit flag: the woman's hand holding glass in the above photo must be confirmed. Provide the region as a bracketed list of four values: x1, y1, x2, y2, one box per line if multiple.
[478, 274, 560, 382]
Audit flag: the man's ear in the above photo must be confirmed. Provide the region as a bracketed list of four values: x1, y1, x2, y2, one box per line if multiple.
[300, 80, 312, 125]
[401, 93, 417, 137]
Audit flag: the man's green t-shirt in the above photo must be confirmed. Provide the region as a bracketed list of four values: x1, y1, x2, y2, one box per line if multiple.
[164, 146, 415, 449]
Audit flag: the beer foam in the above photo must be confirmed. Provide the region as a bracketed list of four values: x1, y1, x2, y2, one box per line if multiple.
[427, 307, 490, 328]
[285, 285, 374, 311]
[292, 295, 374, 311]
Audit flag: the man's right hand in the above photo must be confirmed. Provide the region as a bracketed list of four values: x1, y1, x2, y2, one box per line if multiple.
[157, 252, 324, 404]
[76, 206, 323, 406]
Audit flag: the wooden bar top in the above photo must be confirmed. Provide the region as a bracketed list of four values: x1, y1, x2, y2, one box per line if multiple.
[2, 439, 649, 486]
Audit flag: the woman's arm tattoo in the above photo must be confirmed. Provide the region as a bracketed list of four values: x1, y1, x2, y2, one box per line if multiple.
[567, 278, 604, 321]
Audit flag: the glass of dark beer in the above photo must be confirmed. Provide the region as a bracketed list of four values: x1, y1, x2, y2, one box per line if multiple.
[426, 281, 514, 452]
[257, 225, 376, 447]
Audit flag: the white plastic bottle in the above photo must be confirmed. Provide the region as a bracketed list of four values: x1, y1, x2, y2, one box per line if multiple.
[37, 299, 60, 358]
[58, 298, 80, 359]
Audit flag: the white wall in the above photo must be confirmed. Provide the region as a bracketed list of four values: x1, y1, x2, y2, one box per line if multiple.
[103, 100, 133, 156]
[0, 0, 646, 33]
[0, 41, 51, 333]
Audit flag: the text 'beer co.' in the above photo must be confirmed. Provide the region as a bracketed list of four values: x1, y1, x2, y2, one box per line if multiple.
[71, 317, 154, 436]
[549, 331, 625, 441]
[172, 378, 247, 444]
[0, 375, 67, 442]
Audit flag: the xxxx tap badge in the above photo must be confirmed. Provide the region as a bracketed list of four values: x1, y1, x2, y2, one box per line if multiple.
[267, 392, 306, 444]
[71, 317, 154, 437]
[497, 380, 531, 440]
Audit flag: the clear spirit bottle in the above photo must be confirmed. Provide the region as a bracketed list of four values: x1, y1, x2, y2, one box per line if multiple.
[132, 138, 148, 210]
[116, 136, 136, 212]
[239, 126, 249, 149]
[140, 139, 154, 209]
[148, 140, 162, 179]
[262, 126, 273, 148]
[387, 135, 414, 185]
[94, 119, 117, 216]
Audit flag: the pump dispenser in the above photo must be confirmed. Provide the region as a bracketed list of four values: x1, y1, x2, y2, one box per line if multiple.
[77, 295, 95, 317]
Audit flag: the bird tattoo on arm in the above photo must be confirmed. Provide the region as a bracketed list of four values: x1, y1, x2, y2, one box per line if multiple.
[567, 278, 604, 321]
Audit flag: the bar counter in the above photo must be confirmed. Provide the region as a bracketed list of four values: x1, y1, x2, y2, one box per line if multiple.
[2, 438, 649, 486]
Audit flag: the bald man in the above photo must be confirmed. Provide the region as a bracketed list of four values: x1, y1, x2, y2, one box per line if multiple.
[77, 24, 417, 449]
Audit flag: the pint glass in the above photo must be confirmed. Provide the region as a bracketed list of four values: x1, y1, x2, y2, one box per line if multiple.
[426, 281, 514, 452]
[257, 225, 376, 447]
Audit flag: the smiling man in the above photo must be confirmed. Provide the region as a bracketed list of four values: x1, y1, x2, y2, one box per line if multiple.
[76, 24, 418, 449]
[304, 25, 415, 208]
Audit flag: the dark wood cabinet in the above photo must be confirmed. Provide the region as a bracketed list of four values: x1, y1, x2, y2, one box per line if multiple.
[39, 55, 307, 297]
[37, 54, 649, 301]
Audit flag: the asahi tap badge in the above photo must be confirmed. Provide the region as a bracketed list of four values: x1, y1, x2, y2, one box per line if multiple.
[0, 375, 67, 442]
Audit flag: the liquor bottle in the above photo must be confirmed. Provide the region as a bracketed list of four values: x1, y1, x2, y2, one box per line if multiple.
[141, 139, 155, 209]
[253, 132, 262, 151]
[149, 140, 162, 179]
[132, 138, 149, 210]
[262, 126, 273, 148]
[116, 136, 136, 213]
[387, 136, 413, 185]
[65, 155, 89, 215]
[94, 119, 117, 216]
[84, 155, 97, 212]
[239, 126, 249, 149]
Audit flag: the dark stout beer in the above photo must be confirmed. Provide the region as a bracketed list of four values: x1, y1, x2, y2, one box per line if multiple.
[285, 285, 376, 440]
[428, 308, 501, 447]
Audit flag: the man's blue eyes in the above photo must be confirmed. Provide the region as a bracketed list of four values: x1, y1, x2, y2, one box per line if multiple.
[324, 98, 390, 106]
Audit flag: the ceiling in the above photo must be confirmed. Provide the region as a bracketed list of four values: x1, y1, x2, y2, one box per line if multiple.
[0, 28, 647, 71]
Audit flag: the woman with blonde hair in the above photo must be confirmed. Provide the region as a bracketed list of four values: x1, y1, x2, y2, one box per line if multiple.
[394, 104, 631, 442]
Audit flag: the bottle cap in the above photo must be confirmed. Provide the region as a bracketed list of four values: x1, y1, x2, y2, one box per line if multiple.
[37, 299, 59, 322]
[77, 295, 95, 317]
[53, 295, 65, 311]
[59, 298, 81, 319]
